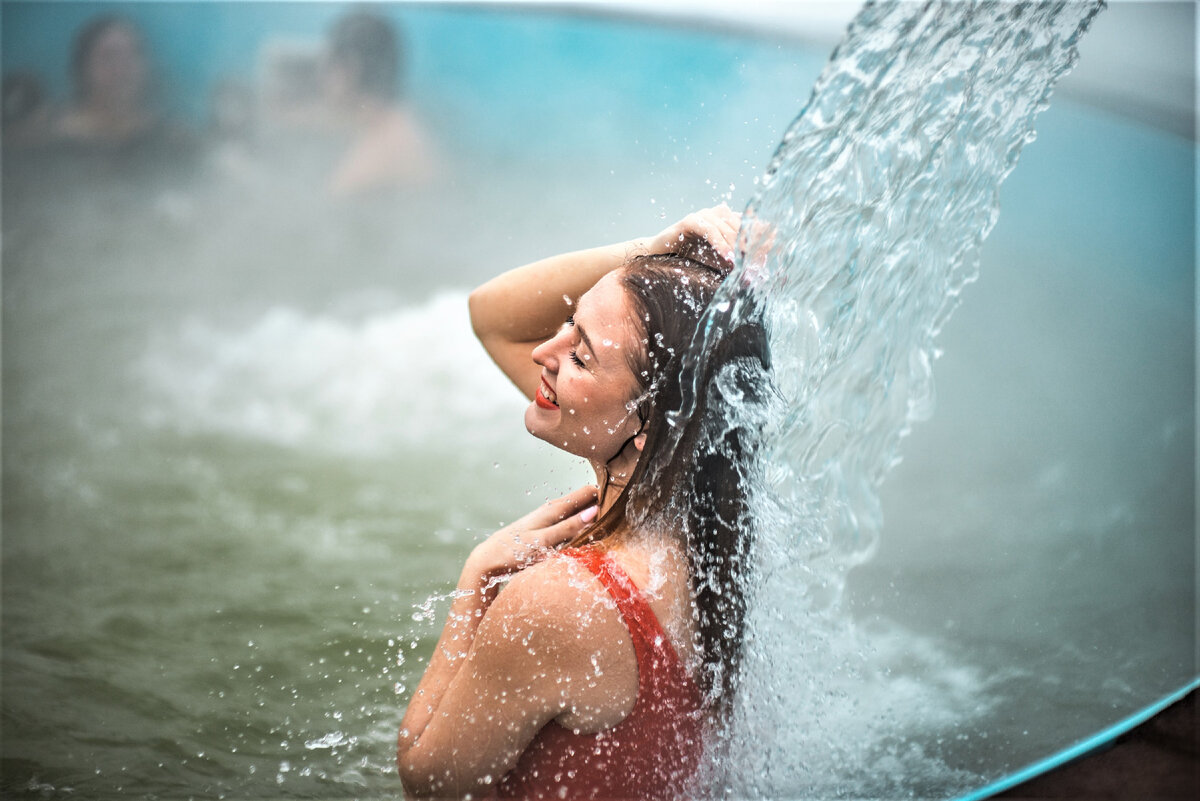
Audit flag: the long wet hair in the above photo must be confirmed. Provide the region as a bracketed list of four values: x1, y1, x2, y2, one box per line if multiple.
[574, 235, 770, 710]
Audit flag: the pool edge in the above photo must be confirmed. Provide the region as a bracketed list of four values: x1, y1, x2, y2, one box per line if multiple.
[951, 677, 1200, 801]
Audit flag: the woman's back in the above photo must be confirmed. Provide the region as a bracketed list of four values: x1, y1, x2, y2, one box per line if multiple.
[497, 544, 705, 800]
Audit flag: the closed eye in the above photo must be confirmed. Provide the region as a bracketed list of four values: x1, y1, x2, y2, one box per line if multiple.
[564, 314, 596, 368]
[564, 316, 586, 366]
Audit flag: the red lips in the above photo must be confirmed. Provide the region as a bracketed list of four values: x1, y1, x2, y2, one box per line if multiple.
[534, 378, 558, 410]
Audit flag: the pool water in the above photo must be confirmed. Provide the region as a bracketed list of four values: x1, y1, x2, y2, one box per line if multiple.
[2, 2, 1195, 799]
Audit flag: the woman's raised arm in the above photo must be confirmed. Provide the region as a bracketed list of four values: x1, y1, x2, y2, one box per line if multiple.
[468, 205, 741, 399]
[468, 239, 649, 399]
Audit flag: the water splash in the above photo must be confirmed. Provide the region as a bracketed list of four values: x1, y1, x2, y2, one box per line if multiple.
[671, 2, 1105, 797]
[140, 292, 524, 456]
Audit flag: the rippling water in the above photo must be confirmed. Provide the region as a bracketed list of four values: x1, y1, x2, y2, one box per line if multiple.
[2, 3, 1194, 800]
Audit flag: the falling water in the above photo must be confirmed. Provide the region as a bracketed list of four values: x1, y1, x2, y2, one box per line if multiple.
[673, 2, 1105, 798]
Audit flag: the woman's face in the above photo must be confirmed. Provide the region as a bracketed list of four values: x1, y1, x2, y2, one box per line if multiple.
[526, 272, 645, 464]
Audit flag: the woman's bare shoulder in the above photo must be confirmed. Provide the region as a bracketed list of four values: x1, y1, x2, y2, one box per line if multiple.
[473, 552, 633, 677]
[486, 552, 638, 730]
[490, 552, 620, 631]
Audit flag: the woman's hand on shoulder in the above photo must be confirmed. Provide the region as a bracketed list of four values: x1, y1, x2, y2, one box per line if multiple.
[647, 203, 742, 263]
[463, 485, 599, 591]
[399, 530, 631, 798]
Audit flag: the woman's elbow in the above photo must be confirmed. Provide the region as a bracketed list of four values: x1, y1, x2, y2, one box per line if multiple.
[399, 747, 488, 799]
[397, 749, 440, 798]
[396, 732, 430, 796]
[467, 284, 494, 342]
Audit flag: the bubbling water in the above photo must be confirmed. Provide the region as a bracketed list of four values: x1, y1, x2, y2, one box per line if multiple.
[658, 2, 1105, 797]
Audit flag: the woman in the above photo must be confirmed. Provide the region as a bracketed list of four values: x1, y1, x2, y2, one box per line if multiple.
[51, 14, 196, 177]
[55, 16, 155, 146]
[397, 205, 768, 799]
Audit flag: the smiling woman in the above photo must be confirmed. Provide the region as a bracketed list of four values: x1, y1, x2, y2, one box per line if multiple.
[526, 272, 646, 471]
[395, 206, 769, 799]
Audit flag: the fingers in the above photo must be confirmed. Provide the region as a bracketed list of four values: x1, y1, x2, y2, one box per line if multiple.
[508, 486, 599, 567]
[739, 216, 777, 286]
[536, 510, 597, 551]
[651, 204, 743, 258]
[519, 485, 599, 529]
[530, 485, 599, 543]
[716, 206, 741, 249]
[685, 205, 742, 263]
[468, 486, 600, 583]
[549, 484, 599, 519]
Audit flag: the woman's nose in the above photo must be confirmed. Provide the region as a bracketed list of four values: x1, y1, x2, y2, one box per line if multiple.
[531, 336, 557, 370]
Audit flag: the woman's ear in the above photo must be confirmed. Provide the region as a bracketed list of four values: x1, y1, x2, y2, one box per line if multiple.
[633, 431, 647, 452]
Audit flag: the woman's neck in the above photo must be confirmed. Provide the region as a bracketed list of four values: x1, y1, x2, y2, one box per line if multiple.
[591, 438, 641, 515]
[592, 464, 633, 516]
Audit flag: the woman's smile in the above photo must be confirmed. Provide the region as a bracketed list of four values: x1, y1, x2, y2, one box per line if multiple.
[535, 377, 558, 409]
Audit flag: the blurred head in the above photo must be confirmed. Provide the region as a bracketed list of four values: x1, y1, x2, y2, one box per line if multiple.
[3, 72, 47, 126]
[71, 16, 147, 109]
[325, 11, 402, 103]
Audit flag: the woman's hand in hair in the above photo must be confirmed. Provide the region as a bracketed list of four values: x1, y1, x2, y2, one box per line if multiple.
[462, 485, 599, 593]
[648, 204, 742, 265]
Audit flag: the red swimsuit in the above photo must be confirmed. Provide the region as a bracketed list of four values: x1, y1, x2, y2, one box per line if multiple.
[497, 547, 705, 800]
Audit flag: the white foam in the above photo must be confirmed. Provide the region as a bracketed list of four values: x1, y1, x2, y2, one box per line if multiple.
[720, 605, 989, 798]
[141, 291, 528, 455]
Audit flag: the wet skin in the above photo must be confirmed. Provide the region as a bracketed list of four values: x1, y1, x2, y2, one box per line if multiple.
[525, 271, 645, 475]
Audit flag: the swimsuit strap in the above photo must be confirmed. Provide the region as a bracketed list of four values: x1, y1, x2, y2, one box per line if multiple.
[559, 547, 683, 675]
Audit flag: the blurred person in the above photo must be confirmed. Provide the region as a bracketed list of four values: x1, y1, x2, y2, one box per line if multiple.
[2, 71, 53, 150]
[321, 10, 437, 196]
[44, 14, 198, 192]
[54, 16, 157, 146]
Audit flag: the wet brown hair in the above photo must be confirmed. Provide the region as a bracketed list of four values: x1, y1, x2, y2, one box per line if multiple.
[576, 235, 770, 710]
